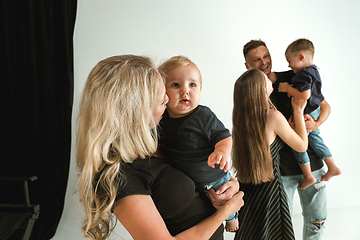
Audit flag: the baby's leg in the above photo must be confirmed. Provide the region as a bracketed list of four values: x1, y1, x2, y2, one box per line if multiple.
[225, 217, 239, 232]
[321, 157, 342, 181]
[299, 164, 316, 190]
[292, 150, 315, 189]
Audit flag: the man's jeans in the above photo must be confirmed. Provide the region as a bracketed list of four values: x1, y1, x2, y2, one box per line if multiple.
[281, 167, 327, 240]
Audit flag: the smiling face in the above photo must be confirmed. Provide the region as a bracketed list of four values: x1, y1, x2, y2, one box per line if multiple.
[285, 51, 303, 74]
[245, 45, 272, 77]
[165, 62, 202, 118]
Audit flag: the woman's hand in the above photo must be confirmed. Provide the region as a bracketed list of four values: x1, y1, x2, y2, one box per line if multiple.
[222, 191, 245, 213]
[205, 176, 239, 209]
[291, 96, 307, 113]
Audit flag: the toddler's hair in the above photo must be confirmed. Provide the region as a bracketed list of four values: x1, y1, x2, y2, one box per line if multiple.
[286, 38, 315, 57]
[158, 55, 202, 85]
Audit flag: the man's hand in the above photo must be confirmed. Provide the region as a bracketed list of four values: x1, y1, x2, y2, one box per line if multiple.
[288, 114, 317, 133]
[304, 114, 318, 133]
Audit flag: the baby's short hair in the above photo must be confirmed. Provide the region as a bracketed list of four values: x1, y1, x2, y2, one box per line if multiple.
[286, 38, 315, 57]
[158, 55, 202, 84]
[158, 55, 192, 75]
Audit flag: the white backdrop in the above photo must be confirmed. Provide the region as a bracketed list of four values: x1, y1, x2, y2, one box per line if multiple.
[53, 0, 360, 239]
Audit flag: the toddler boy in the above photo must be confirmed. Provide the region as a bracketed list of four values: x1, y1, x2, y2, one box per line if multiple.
[279, 38, 341, 189]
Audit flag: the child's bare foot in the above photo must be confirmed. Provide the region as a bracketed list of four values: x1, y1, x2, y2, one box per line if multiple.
[299, 175, 317, 190]
[321, 167, 342, 181]
[225, 218, 239, 232]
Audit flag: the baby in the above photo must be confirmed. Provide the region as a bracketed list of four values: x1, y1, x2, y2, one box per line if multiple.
[158, 56, 239, 232]
[279, 38, 341, 189]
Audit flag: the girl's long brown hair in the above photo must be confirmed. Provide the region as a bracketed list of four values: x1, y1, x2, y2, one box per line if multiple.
[232, 69, 274, 184]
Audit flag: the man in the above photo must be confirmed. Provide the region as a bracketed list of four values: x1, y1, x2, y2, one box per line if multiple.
[243, 39, 329, 239]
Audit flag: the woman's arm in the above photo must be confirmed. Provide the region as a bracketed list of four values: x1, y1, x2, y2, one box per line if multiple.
[114, 192, 244, 240]
[272, 97, 308, 152]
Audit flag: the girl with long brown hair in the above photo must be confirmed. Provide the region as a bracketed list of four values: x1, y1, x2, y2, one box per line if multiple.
[232, 69, 308, 240]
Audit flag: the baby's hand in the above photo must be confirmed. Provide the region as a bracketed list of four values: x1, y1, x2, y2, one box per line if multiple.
[278, 82, 290, 93]
[208, 151, 229, 172]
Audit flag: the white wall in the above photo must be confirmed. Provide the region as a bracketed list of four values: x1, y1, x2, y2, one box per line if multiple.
[53, 0, 360, 239]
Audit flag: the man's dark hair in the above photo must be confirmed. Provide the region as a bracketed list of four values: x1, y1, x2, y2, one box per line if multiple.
[243, 39, 267, 60]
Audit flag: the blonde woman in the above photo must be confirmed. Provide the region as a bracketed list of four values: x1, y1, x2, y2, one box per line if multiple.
[76, 55, 244, 240]
[232, 69, 308, 240]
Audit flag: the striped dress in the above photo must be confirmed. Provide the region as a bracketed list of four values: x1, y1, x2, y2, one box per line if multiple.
[234, 136, 295, 240]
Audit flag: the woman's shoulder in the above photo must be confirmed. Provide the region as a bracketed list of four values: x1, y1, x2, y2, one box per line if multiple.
[126, 156, 168, 172]
[267, 108, 284, 125]
[271, 108, 287, 121]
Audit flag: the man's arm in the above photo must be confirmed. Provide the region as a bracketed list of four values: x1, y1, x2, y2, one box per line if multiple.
[305, 99, 331, 132]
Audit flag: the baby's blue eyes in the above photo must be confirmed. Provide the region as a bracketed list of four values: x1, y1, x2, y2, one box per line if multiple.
[170, 82, 197, 87]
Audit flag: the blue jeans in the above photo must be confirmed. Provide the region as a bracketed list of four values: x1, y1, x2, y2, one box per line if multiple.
[281, 167, 327, 240]
[204, 171, 238, 222]
[293, 107, 332, 165]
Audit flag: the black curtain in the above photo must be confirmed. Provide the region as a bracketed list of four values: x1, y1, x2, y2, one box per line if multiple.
[1, 1, 77, 239]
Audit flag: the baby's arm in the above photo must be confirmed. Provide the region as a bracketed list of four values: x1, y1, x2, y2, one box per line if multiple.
[278, 82, 310, 100]
[208, 136, 232, 172]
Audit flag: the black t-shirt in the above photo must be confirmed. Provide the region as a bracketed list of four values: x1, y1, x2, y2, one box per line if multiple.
[271, 70, 324, 176]
[116, 156, 224, 239]
[159, 105, 230, 186]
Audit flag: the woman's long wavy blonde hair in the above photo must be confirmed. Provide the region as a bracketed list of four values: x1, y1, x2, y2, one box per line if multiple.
[76, 55, 160, 239]
[232, 69, 274, 184]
